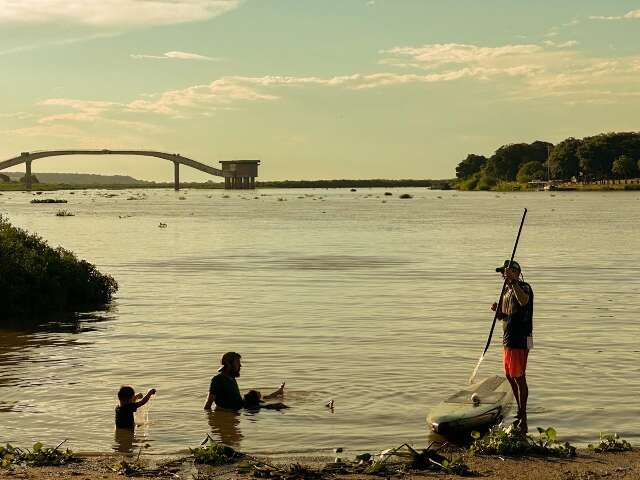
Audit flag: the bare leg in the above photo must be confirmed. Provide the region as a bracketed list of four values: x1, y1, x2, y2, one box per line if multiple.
[506, 375, 521, 420]
[263, 382, 285, 400]
[514, 375, 528, 432]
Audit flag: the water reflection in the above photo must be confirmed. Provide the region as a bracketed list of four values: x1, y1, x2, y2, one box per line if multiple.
[207, 409, 243, 448]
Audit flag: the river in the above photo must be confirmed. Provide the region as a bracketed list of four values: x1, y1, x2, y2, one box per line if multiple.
[1, 188, 639, 456]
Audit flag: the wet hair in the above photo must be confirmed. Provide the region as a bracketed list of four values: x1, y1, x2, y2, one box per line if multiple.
[118, 385, 135, 402]
[243, 390, 262, 408]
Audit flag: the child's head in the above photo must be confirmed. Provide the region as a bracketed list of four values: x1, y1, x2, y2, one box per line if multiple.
[118, 385, 136, 404]
[243, 390, 262, 408]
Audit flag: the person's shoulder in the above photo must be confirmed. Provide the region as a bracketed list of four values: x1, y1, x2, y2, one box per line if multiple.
[519, 281, 533, 292]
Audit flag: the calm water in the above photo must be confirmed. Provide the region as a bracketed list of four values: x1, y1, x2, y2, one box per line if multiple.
[1, 188, 639, 456]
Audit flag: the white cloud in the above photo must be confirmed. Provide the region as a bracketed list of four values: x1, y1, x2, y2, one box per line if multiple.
[0, 0, 240, 27]
[590, 9, 640, 20]
[380, 43, 544, 69]
[131, 51, 216, 61]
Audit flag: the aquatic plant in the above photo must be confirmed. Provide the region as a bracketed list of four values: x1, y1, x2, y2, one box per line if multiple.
[0, 441, 76, 467]
[399, 193, 413, 199]
[55, 209, 74, 217]
[0, 214, 118, 318]
[470, 425, 576, 458]
[30, 198, 67, 204]
[588, 433, 633, 453]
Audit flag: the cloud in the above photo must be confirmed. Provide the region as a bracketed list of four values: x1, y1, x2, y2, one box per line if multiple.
[380, 43, 544, 69]
[0, 32, 119, 56]
[131, 51, 216, 61]
[590, 9, 640, 20]
[0, 0, 240, 27]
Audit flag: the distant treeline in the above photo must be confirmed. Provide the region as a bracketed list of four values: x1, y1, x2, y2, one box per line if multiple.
[255, 179, 453, 189]
[456, 131, 640, 190]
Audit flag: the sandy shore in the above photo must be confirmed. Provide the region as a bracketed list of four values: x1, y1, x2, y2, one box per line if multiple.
[1, 449, 639, 480]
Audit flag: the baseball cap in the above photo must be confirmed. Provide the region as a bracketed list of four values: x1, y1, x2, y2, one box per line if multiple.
[495, 260, 521, 273]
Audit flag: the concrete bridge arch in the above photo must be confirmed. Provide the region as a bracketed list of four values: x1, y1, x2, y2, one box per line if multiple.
[0, 150, 260, 190]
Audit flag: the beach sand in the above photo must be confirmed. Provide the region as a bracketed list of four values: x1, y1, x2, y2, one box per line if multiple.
[1, 449, 639, 480]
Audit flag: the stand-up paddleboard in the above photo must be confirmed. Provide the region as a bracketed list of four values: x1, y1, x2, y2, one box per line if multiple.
[427, 375, 513, 436]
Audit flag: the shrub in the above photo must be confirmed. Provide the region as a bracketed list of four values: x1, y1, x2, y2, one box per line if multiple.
[0, 215, 118, 319]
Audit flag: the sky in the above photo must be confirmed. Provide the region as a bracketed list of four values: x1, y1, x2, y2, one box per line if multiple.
[0, 0, 639, 182]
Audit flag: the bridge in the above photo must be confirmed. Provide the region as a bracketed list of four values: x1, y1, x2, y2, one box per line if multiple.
[0, 150, 260, 190]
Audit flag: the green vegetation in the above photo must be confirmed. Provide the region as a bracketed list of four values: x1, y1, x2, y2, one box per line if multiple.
[0, 441, 76, 467]
[30, 198, 67, 204]
[470, 425, 576, 458]
[456, 131, 640, 190]
[191, 437, 245, 465]
[0, 215, 118, 318]
[588, 433, 633, 453]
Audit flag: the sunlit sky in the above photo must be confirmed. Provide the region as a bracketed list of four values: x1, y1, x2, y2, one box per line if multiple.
[1, 0, 639, 181]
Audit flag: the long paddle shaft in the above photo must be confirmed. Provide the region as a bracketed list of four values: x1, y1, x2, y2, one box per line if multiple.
[469, 208, 528, 385]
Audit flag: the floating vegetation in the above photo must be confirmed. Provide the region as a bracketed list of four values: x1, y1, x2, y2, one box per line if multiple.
[222, 195, 230, 199]
[158, 222, 167, 228]
[384, 192, 393, 196]
[55, 210, 75, 217]
[0, 441, 76, 467]
[399, 193, 413, 199]
[588, 433, 633, 453]
[470, 425, 576, 458]
[350, 188, 357, 192]
[30, 198, 67, 204]
[179, 196, 187, 200]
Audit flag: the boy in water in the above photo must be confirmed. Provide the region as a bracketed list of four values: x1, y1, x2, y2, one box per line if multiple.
[115, 386, 156, 429]
[243, 389, 289, 410]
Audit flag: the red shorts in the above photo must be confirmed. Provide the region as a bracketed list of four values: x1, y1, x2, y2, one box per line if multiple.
[503, 348, 529, 378]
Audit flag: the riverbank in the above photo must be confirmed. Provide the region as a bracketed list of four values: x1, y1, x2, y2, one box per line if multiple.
[2, 448, 639, 479]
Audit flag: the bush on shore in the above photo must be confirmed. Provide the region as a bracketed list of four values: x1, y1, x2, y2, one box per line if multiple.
[0, 215, 118, 318]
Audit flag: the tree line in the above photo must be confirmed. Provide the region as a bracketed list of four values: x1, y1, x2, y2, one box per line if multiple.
[456, 132, 640, 190]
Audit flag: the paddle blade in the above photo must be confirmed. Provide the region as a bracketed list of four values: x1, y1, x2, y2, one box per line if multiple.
[468, 352, 485, 385]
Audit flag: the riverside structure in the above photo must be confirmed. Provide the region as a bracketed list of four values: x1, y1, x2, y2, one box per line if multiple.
[0, 150, 260, 191]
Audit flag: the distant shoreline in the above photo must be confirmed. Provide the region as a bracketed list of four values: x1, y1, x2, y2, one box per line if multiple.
[0, 179, 454, 191]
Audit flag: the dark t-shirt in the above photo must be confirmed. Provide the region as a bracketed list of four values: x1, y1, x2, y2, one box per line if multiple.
[115, 403, 138, 429]
[209, 373, 244, 410]
[502, 281, 534, 349]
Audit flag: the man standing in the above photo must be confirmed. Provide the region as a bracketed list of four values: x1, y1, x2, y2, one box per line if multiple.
[204, 351, 285, 410]
[491, 260, 533, 433]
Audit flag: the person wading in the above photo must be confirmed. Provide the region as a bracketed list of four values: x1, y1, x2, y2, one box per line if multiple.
[491, 260, 533, 432]
[204, 351, 285, 410]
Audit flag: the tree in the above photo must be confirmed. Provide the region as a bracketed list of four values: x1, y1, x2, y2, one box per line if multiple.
[456, 154, 487, 179]
[485, 141, 553, 181]
[611, 155, 637, 180]
[517, 161, 546, 183]
[548, 138, 581, 180]
[19, 174, 39, 184]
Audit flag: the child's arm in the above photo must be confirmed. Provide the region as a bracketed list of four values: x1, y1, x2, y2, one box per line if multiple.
[134, 393, 144, 400]
[263, 382, 285, 400]
[135, 388, 156, 408]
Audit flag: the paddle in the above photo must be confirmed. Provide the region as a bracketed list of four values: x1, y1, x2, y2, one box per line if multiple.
[469, 208, 527, 385]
